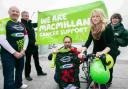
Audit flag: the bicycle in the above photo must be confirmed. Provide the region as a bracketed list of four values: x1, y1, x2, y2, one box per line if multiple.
[81, 52, 110, 89]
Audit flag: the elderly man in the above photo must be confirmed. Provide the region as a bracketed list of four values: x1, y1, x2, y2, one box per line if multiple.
[0, 6, 28, 89]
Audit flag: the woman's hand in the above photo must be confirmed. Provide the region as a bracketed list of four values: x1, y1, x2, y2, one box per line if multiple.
[77, 47, 87, 53]
[96, 47, 110, 57]
[96, 51, 104, 57]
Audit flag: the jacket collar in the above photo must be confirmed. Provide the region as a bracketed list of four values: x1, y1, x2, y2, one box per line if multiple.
[21, 19, 31, 23]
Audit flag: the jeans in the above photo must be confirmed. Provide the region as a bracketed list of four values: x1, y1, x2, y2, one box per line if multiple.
[1, 51, 24, 89]
[54, 69, 59, 83]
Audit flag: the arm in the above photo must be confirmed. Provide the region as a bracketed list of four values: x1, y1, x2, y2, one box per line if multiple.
[0, 34, 16, 54]
[114, 23, 125, 37]
[83, 31, 93, 50]
[32, 23, 37, 28]
[20, 29, 28, 55]
[96, 47, 110, 57]
[0, 18, 16, 54]
[23, 34, 28, 50]
[0, 34, 23, 59]
[50, 53, 57, 68]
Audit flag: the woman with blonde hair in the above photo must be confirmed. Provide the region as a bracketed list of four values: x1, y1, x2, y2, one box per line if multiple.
[83, 8, 119, 88]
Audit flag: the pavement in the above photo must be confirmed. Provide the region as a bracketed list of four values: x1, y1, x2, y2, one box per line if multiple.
[0, 55, 128, 89]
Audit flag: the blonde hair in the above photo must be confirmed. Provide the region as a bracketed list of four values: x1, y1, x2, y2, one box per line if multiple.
[90, 8, 107, 30]
[90, 8, 107, 40]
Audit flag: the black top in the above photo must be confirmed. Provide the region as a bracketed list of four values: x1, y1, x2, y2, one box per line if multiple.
[84, 26, 118, 59]
[2, 20, 26, 52]
[21, 19, 37, 45]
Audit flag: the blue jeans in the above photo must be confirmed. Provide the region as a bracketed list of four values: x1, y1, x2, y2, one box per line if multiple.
[1, 52, 24, 89]
[54, 69, 59, 83]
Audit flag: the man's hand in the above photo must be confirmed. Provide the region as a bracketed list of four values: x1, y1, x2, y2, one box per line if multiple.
[20, 50, 25, 56]
[52, 47, 59, 53]
[78, 53, 84, 59]
[13, 52, 23, 59]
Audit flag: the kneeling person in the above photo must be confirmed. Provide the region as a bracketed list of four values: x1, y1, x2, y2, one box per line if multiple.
[48, 36, 85, 89]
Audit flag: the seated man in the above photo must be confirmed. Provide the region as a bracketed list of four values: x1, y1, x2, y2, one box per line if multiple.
[48, 36, 85, 89]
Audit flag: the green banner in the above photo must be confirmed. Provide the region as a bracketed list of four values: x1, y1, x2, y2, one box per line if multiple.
[37, 1, 108, 45]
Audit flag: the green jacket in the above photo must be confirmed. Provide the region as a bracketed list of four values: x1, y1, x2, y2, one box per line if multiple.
[108, 23, 128, 47]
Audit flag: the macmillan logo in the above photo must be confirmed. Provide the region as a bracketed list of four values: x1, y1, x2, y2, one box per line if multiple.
[60, 64, 74, 69]
[60, 56, 72, 62]
[11, 33, 24, 37]
[13, 25, 24, 31]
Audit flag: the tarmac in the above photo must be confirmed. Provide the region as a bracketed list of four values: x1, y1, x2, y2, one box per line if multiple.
[0, 55, 128, 89]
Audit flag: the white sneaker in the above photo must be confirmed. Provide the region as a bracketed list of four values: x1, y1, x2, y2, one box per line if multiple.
[19, 84, 28, 89]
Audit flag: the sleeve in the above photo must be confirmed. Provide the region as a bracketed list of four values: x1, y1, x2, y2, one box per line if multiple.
[117, 23, 125, 36]
[84, 32, 93, 48]
[0, 34, 16, 54]
[23, 29, 28, 50]
[50, 53, 57, 68]
[104, 26, 115, 49]
[0, 18, 16, 54]
[32, 23, 37, 28]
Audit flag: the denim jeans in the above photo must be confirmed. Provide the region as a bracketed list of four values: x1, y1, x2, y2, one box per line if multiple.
[1, 51, 24, 89]
[53, 68, 57, 83]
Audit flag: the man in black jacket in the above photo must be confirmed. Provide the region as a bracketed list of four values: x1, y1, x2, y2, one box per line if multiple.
[21, 11, 47, 81]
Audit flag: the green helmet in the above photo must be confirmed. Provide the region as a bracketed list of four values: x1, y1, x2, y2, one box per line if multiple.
[90, 59, 110, 84]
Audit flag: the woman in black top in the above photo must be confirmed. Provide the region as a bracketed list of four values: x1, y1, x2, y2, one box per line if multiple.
[83, 9, 118, 87]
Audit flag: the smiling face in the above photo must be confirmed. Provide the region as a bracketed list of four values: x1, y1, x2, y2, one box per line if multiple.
[110, 13, 122, 25]
[91, 12, 101, 25]
[8, 6, 20, 21]
[111, 18, 120, 25]
[21, 11, 29, 21]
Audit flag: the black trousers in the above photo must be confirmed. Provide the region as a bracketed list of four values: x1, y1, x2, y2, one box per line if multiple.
[25, 44, 42, 77]
[108, 56, 117, 84]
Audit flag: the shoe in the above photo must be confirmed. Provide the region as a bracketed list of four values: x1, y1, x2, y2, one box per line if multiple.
[64, 84, 79, 89]
[37, 71, 47, 76]
[19, 84, 28, 89]
[25, 76, 33, 81]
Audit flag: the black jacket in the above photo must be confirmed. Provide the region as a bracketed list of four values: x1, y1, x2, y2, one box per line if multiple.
[108, 23, 128, 47]
[21, 19, 37, 45]
[84, 26, 119, 60]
